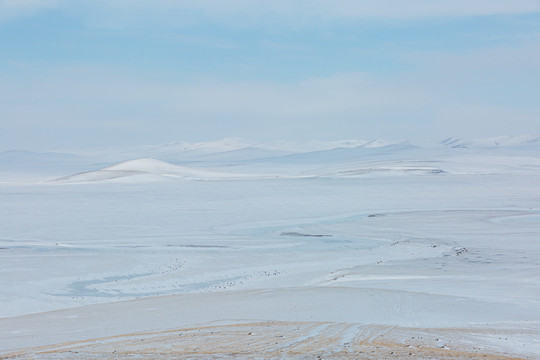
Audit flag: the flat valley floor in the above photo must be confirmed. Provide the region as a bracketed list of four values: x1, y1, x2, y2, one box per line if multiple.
[1, 139, 539, 359]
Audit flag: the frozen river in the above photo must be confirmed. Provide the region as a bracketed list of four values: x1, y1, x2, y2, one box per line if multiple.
[1, 138, 540, 358]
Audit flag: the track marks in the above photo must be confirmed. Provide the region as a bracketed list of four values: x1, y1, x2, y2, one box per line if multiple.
[2, 321, 531, 360]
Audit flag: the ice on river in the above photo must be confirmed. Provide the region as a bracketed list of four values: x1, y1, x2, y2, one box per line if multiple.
[1, 137, 540, 358]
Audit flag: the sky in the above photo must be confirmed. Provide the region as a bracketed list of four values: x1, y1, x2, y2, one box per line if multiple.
[0, 1, 539, 151]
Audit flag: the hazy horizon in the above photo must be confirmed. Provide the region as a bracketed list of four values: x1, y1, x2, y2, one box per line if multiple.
[1, 1, 539, 151]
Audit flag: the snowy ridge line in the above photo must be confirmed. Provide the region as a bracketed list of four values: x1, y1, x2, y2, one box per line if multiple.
[26, 138, 406, 157]
[4, 134, 539, 157]
[440, 135, 540, 148]
[46, 157, 452, 184]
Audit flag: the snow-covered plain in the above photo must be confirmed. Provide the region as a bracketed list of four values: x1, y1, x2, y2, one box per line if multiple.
[1, 136, 540, 359]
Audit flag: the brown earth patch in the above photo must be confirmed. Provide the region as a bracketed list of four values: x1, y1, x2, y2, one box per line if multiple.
[1, 321, 531, 359]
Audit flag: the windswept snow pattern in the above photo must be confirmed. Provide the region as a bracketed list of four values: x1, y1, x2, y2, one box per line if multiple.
[1, 137, 540, 358]
[440, 135, 540, 148]
[51, 158, 243, 183]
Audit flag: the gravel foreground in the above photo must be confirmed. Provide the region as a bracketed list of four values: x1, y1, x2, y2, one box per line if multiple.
[2, 321, 531, 360]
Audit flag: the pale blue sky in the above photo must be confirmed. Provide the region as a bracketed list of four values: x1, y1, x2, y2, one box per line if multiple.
[1, 1, 539, 150]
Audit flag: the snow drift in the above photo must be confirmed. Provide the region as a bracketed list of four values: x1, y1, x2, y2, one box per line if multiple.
[51, 158, 237, 183]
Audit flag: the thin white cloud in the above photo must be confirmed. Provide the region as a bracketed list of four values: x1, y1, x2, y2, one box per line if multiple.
[433, 104, 540, 136]
[0, 66, 435, 145]
[1, 38, 539, 148]
[0, 68, 430, 121]
[88, 1, 540, 29]
[2, 0, 540, 25]
[399, 42, 540, 105]
[99, 0, 540, 18]
[318, 0, 540, 18]
[0, 0, 64, 23]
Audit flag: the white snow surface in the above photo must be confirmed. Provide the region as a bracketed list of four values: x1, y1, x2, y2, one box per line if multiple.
[1, 136, 540, 357]
[51, 158, 247, 183]
[441, 134, 540, 148]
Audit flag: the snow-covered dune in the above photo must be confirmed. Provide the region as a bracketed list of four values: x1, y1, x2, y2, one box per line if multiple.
[51, 158, 241, 183]
[104, 158, 192, 173]
[49, 145, 451, 183]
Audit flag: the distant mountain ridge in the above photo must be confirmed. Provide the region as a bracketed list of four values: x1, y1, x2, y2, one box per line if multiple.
[3, 135, 540, 158]
[440, 135, 540, 148]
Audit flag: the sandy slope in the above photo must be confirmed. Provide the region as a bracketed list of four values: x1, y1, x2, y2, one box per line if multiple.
[1, 286, 539, 358]
[3, 321, 530, 359]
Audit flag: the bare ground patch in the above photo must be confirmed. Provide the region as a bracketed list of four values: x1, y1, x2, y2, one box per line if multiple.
[2, 321, 532, 359]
